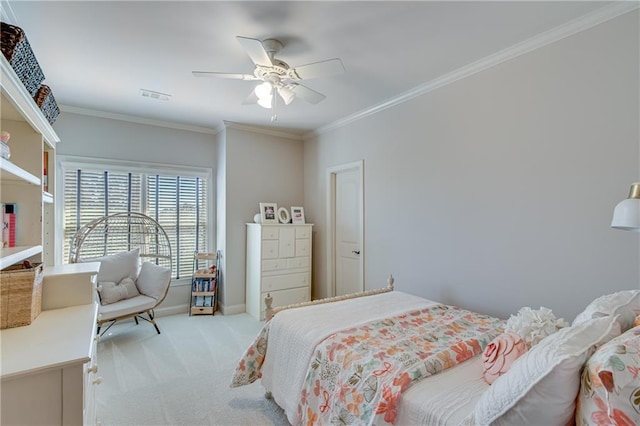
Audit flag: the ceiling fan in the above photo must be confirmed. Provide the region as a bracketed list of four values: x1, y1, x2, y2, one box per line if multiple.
[193, 36, 345, 120]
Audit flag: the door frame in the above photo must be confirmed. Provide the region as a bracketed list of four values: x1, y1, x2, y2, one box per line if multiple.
[326, 160, 364, 297]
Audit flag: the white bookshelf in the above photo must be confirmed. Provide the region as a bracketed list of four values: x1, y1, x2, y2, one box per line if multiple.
[0, 53, 59, 269]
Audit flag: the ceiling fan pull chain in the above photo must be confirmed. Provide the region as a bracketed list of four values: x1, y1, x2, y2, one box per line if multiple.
[271, 88, 278, 122]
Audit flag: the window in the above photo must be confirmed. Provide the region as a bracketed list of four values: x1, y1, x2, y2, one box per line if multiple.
[61, 157, 211, 281]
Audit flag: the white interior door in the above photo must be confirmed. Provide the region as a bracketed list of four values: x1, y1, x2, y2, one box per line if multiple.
[333, 165, 363, 296]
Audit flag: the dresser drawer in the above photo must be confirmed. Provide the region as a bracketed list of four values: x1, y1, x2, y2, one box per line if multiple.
[262, 227, 279, 240]
[262, 259, 288, 272]
[295, 239, 310, 257]
[262, 272, 310, 292]
[261, 286, 310, 316]
[261, 240, 279, 259]
[296, 227, 310, 239]
[287, 257, 309, 270]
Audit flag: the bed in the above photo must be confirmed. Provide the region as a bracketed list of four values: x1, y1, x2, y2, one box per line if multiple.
[231, 283, 639, 426]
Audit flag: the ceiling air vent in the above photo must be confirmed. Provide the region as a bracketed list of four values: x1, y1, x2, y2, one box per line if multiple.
[140, 89, 171, 101]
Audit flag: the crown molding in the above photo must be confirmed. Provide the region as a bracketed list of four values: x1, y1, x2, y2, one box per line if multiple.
[59, 105, 219, 135]
[307, 1, 639, 139]
[222, 121, 304, 141]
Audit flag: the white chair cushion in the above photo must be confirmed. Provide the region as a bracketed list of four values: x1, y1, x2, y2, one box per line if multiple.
[80, 248, 140, 284]
[98, 294, 157, 321]
[136, 261, 171, 301]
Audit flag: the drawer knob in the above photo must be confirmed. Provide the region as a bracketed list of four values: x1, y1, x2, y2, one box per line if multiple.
[87, 365, 98, 374]
[93, 377, 103, 385]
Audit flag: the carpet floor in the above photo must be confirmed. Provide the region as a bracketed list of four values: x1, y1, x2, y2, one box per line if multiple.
[96, 313, 290, 426]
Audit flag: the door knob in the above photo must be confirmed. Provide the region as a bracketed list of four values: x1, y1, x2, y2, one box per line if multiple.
[352, 250, 360, 255]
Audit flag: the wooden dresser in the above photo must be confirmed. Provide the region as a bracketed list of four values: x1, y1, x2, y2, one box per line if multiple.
[246, 223, 313, 320]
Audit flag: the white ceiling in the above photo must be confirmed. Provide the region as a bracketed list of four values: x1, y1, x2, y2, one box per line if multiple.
[6, 1, 612, 135]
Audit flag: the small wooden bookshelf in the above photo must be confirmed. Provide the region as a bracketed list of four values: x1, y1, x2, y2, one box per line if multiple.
[189, 251, 219, 316]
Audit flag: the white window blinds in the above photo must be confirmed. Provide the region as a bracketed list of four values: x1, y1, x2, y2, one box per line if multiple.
[63, 165, 209, 280]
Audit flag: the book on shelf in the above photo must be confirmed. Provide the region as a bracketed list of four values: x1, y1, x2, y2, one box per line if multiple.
[43, 151, 49, 193]
[192, 277, 215, 292]
[203, 296, 213, 307]
[2, 203, 16, 248]
[195, 296, 205, 307]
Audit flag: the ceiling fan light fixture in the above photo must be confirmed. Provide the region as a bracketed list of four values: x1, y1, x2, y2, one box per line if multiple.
[255, 81, 273, 109]
[278, 85, 296, 105]
[257, 96, 272, 109]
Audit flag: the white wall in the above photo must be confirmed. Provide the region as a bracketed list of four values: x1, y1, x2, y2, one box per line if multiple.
[53, 112, 216, 314]
[215, 127, 227, 311]
[304, 11, 640, 321]
[220, 124, 304, 313]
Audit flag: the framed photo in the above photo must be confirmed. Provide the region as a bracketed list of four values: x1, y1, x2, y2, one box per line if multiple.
[291, 206, 305, 224]
[277, 207, 290, 224]
[259, 202, 278, 224]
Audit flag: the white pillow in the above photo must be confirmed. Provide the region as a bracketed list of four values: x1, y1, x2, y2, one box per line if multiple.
[136, 261, 171, 301]
[98, 277, 140, 305]
[80, 248, 140, 284]
[573, 289, 640, 331]
[473, 315, 617, 426]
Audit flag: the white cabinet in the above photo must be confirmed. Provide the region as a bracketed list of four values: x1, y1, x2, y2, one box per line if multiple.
[0, 50, 59, 269]
[246, 224, 313, 320]
[1, 263, 100, 425]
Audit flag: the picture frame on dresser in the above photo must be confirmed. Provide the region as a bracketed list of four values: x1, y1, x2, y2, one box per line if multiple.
[291, 206, 305, 224]
[277, 207, 290, 224]
[259, 202, 278, 224]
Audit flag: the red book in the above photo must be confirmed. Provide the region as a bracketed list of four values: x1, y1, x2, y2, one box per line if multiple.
[6, 212, 15, 247]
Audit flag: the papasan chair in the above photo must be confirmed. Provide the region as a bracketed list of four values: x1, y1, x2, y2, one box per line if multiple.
[69, 212, 172, 335]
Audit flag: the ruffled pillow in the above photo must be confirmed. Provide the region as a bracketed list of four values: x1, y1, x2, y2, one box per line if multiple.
[483, 332, 527, 384]
[505, 306, 569, 348]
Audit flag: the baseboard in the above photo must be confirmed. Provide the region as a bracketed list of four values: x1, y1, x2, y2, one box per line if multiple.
[155, 304, 189, 317]
[154, 303, 246, 317]
[220, 303, 246, 316]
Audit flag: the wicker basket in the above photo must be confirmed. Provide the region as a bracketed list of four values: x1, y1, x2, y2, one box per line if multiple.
[0, 22, 45, 97]
[0, 262, 44, 329]
[34, 84, 59, 125]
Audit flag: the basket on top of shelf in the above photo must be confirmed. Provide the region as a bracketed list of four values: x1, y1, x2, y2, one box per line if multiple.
[0, 261, 44, 329]
[0, 22, 45, 97]
[33, 84, 59, 125]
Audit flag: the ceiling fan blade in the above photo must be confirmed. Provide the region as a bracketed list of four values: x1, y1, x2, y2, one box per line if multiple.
[290, 83, 326, 104]
[192, 71, 258, 80]
[291, 58, 345, 80]
[236, 36, 273, 67]
[242, 90, 258, 105]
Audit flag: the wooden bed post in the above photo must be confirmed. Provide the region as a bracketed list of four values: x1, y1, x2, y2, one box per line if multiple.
[265, 293, 273, 321]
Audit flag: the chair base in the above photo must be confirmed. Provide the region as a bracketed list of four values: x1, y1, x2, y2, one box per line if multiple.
[97, 309, 160, 336]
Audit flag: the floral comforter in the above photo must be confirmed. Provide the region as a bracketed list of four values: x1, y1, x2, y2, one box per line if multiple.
[232, 302, 503, 425]
[297, 304, 503, 425]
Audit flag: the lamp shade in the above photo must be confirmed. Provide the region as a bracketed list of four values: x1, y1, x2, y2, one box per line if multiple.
[277, 85, 295, 105]
[255, 82, 273, 109]
[611, 183, 640, 231]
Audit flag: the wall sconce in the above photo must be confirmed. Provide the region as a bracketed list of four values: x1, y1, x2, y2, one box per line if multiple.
[611, 182, 640, 232]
